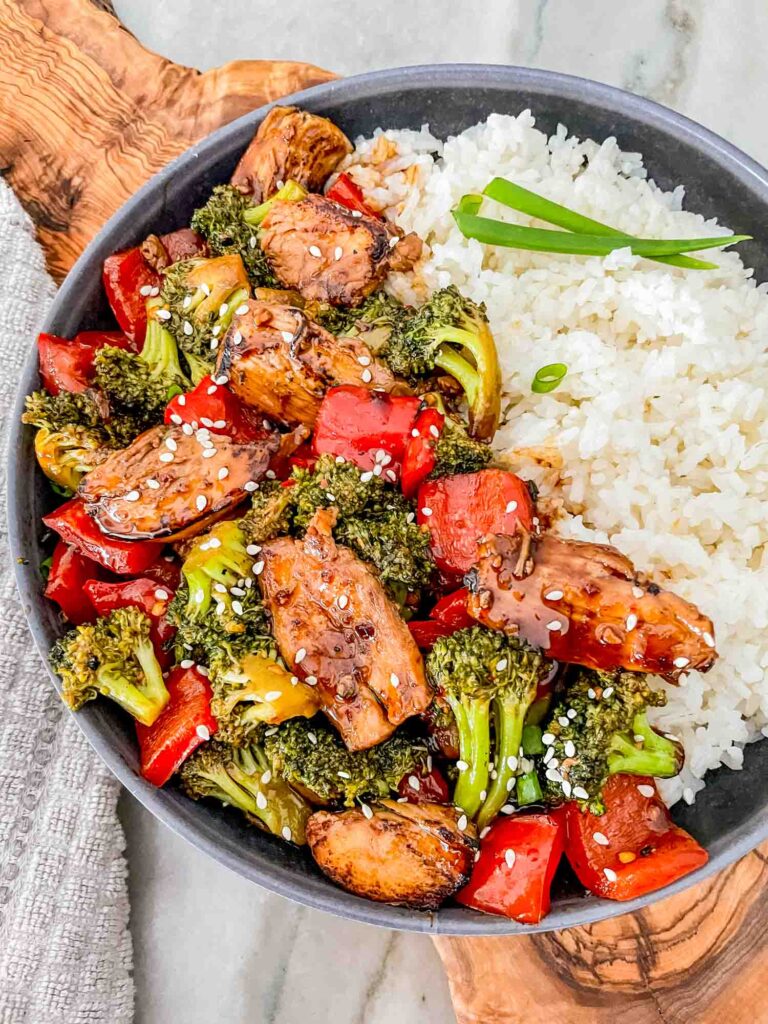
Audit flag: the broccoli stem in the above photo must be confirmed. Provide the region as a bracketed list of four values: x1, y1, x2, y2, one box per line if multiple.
[476, 693, 527, 830]
[434, 345, 480, 408]
[142, 317, 186, 382]
[244, 180, 308, 227]
[98, 639, 169, 726]
[449, 694, 491, 817]
[607, 712, 684, 779]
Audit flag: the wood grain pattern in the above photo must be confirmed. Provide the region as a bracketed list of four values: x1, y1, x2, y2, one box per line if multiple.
[0, 0, 334, 281]
[2, 2, 766, 1020]
[435, 843, 768, 1023]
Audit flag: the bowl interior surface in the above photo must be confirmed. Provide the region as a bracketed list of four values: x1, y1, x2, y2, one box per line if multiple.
[9, 64, 768, 935]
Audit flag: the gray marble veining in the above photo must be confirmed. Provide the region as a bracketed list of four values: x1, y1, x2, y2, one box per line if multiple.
[112, 2, 768, 1020]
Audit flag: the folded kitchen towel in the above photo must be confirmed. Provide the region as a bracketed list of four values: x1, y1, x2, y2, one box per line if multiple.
[0, 179, 134, 1023]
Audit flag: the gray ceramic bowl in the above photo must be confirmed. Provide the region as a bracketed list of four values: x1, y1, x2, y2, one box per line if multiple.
[9, 65, 768, 935]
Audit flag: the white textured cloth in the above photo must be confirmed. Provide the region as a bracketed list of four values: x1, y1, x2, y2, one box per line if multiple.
[0, 180, 134, 1023]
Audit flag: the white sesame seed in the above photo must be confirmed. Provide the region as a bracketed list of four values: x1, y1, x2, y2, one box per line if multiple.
[390, 673, 399, 688]
[634, 734, 645, 743]
[194, 590, 205, 604]
[545, 768, 561, 783]
[351, 209, 363, 218]
[308, 245, 322, 258]
[202, 448, 217, 459]
[265, 470, 276, 480]
[218, 302, 229, 317]
[626, 614, 638, 631]
[587, 688, 597, 699]
[124, 489, 140, 502]
[703, 631, 715, 648]
[214, 374, 229, 386]
[218, 467, 229, 480]
[264, 690, 282, 702]
[542, 733, 555, 746]
[637, 784, 655, 798]
[361, 802, 373, 820]
[182, 295, 192, 308]
[593, 831, 610, 846]
[201, 284, 211, 297]
[545, 590, 564, 602]
[506, 778, 515, 791]
[457, 814, 468, 832]
[567, 709, 577, 719]
[246, 544, 261, 556]
[360, 471, 373, 482]
[169, 413, 183, 426]
[386, 469, 397, 482]
[546, 620, 562, 631]
[406, 512, 415, 523]
[139, 284, 153, 296]
[249, 236, 258, 249]
[244, 481, 258, 492]
[196, 495, 207, 512]
[456, 760, 469, 772]
[183, 320, 193, 336]
[506, 755, 518, 772]
[632, 586, 644, 599]
[196, 666, 209, 679]
[231, 600, 243, 616]
[196, 725, 210, 741]
[603, 867, 618, 883]
[253, 561, 265, 576]
[230, 587, 245, 597]
[372, 464, 382, 477]
[361, 368, 373, 383]
[561, 780, 572, 798]
[307, 732, 317, 745]
[498, 804, 513, 815]
[210, 338, 219, 350]
[145, 479, 160, 493]
[673, 657, 690, 668]
[564, 740, 576, 758]
[295, 648, 306, 664]
[572, 786, 590, 800]
[505, 501, 518, 514]
[304, 675, 317, 686]
[155, 308, 171, 321]
[166, 437, 177, 451]
[358, 354, 371, 366]
[543, 747, 554, 764]
[215, 602, 225, 615]
[182, 423, 194, 436]
[411, 428, 420, 438]
[421, 507, 432, 517]
[603, 686, 614, 699]
[558, 716, 569, 727]
[256, 792, 268, 810]
[337, 770, 351, 780]
[200, 417, 213, 429]
[504, 849, 516, 869]
[213, 419, 227, 430]
[429, 424, 440, 439]
[408, 775, 420, 791]
[154, 588, 169, 601]
[150, 286, 160, 297]
[334, 246, 343, 261]
[180, 659, 194, 669]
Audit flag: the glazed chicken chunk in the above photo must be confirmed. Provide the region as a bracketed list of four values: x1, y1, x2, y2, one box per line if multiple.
[216, 299, 403, 428]
[79, 424, 279, 541]
[306, 800, 478, 910]
[259, 194, 422, 307]
[258, 507, 432, 750]
[231, 105, 353, 202]
[466, 531, 718, 681]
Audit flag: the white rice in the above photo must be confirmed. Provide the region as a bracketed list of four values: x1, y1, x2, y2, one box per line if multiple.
[341, 112, 768, 807]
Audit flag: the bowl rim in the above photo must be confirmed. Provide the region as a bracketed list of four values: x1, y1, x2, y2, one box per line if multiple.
[9, 62, 768, 935]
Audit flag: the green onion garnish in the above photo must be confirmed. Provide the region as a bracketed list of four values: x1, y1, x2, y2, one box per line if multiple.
[522, 723, 545, 756]
[531, 363, 567, 394]
[516, 770, 543, 806]
[452, 209, 750, 259]
[482, 178, 718, 271]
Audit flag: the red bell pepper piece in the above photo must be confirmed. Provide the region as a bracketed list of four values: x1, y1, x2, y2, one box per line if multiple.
[164, 375, 269, 443]
[44, 540, 102, 625]
[284, 443, 317, 474]
[456, 812, 565, 923]
[37, 330, 133, 395]
[85, 577, 176, 667]
[407, 619, 454, 650]
[417, 468, 535, 575]
[43, 498, 162, 575]
[559, 774, 708, 901]
[325, 173, 382, 219]
[135, 666, 217, 787]
[139, 556, 183, 592]
[400, 406, 445, 499]
[430, 587, 473, 630]
[102, 229, 204, 345]
[313, 386, 421, 477]
[397, 765, 451, 804]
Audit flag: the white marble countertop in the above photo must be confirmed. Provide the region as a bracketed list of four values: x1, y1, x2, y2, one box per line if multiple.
[112, 2, 768, 1020]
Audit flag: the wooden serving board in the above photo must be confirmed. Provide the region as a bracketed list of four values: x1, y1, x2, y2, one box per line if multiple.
[2, 2, 766, 1020]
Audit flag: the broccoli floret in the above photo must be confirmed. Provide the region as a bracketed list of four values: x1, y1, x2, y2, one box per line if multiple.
[540, 669, 684, 813]
[381, 286, 501, 440]
[190, 185, 276, 287]
[241, 455, 435, 597]
[179, 740, 312, 844]
[50, 606, 169, 726]
[32, 423, 112, 491]
[426, 626, 547, 824]
[264, 717, 429, 806]
[159, 256, 251, 376]
[313, 290, 412, 352]
[23, 387, 145, 449]
[430, 418, 493, 479]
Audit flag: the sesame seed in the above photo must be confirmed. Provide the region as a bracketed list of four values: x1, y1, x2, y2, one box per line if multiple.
[177, 395, 187, 406]
[546, 620, 562, 631]
[567, 709, 577, 719]
[206, 385, 218, 396]
[373, 464, 382, 477]
[406, 512, 415, 523]
[307, 732, 317, 745]
[334, 246, 343, 261]
[593, 831, 610, 846]
[218, 467, 229, 480]
[124, 489, 140, 502]
[505, 501, 518, 514]
[429, 424, 440, 439]
[308, 244, 322, 258]
[194, 590, 205, 604]
[265, 470, 276, 480]
[196, 725, 210, 741]
[231, 600, 243, 616]
[196, 666, 209, 677]
[170, 413, 183, 426]
[202, 448, 217, 459]
[264, 690, 282, 702]
[542, 733, 555, 746]
[166, 437, 177, 452]
[504, 849, 516, 869]
[232, 330, 243, 346]
[545, 768, 561, 783]
[411, 428, 420, 438]
[180, 659, 194, 669]
[564, 740, 576, 758]
[139, 284, 153, 296]
[351, 209, 363, 218]
[183, 320, 193, 336]
[637, 784, 655, 798]
[673, 657, 690, 668]
[214, 374, 229, 385]
[230, 586, 245, 597]
[264, 727, 278, 736]
[390, 673, 400, 688]
[457, 814, 468, 831]
[246, 544, 261, 556]
[545, 590, 564, 602]
[196, 495, 207, 512]
[244, 481, 258, 492]
[150, 286, 160, 297]
[295, 648, 306, 664]
[587, 687, 597, 699]
[213, 419, 226, 429]
[479, 827, 491, 840]
[572, 786, 589, 800]
[456, 760, 469, 772]
[386, 469, 397, 481]
[506, 755, 518, 771]
[506, 778, 515, 791]
[182, 423, 194, 436]
[219, 302, 229, 317]
[543, 747, 554, 764]
[304, 675, 317, 686]
[154, 588, 169, 601]
[337, 770, 351, 780]
[562, 780, 572, 798]
[634, 734, 645, 743]
[253, 561, 265, 576]
[358, 354, 371, 366]
[703, 632, 715, 648]
[256, 792, 268, 810]
[558, 716, 569, 727]
[421, 507, 432, 517]
[626, 614, 638, 631]
[360, 471, 373, 482]
[408, 775, 420, 791]
[361, 802, 373, 820]
[603, 867, 618, 883]
[210, 338, 219, 350]
[603, 686, 614, 698]
[156, 308, 171, 321]
[632, 586, 644, 599]
[215, 602, 225, 615]
[200, 417, 213, 429]
[361, 368, 373, 383]
[182, 295, 192, 308]
[201, 284, 211, 297]
[249, 236, 257, 249]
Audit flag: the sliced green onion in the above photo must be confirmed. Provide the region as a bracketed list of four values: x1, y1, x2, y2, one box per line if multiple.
[49, 482, 74, 499]
[452, 209, 750, 258]
[456, 193, 483, 216]
[521, 723, 545, 756]
[532, 363, 567, 394]
[516, 770, 543, 806]
[483, 178, 718, 271]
